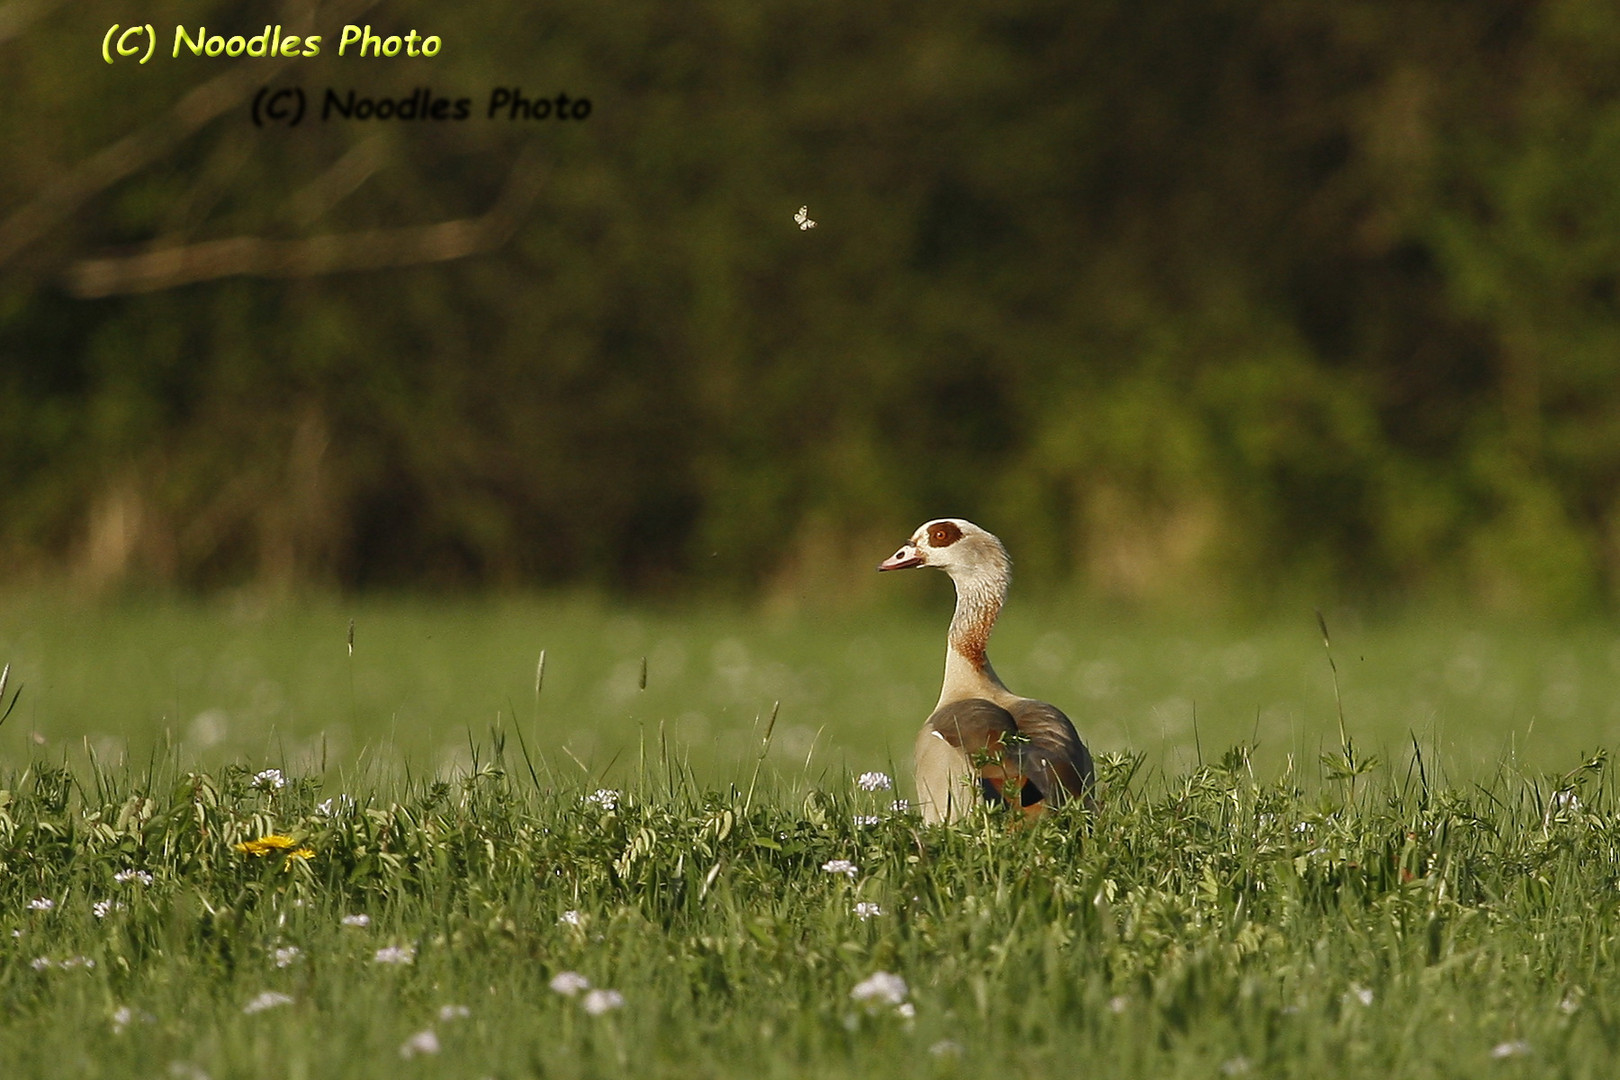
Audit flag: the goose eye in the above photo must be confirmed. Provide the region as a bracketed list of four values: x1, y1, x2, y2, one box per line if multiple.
[928, 522, 962, 547]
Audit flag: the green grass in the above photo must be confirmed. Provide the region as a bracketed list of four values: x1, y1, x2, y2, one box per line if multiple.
[1, 746, 1617, 1078]
[2, 593, 1620, 1077]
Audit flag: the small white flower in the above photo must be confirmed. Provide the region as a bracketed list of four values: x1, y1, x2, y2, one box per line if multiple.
[794, 205, 817, 230]
[1221, 1057, 1252, 1076]
[93, 899, 124, 919]
[399, 1030, 440, 1058]
[1491, 1041, 1531, 1059]
[896, 1002, 916, 1019]
[243, 991, 294, 1014]
[585, 789, 620, 811]
[113, 870, 154, 886]
[317, 794, 355, 815]
[550, 971, 591, 996]
[853, 902, 883, 920]
[252, 769, 286, 791]
[822, 859, 859, 878]
[374, 945, 415, 965]
[30, 957, 51, 971]
[341, 914, 371, 928]
[890, 799, 911, 813]
[438, 1004, 471, 1021]
[111, 1006, 134, 1031]
[1349, 985, 1374, 1007]
[273, 946, 302, 968]
[1551, 790, 1580, 813]
[853, 815, 880, 827]
[850, 971, 909, 1006]
[1108, 995, 1129, 1013]
[558, 910, 584, 926]
[582, 989, 624, 1015]
[1560, 995, 1581, 1015]
[929, 1040, 963, 1058]
[27, 897, 54, 912]
[857, 771, 892, 791]
[61, 955, 95, 969]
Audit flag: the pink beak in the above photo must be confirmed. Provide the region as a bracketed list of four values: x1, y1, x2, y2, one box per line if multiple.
[878, 544, 924, 571]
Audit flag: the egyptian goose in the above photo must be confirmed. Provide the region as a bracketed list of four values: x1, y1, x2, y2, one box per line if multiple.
[879, 518, 1095, 823]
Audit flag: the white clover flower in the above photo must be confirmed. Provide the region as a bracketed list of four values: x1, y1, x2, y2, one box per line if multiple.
[582, 989, 625, 1015]
[438, 1004, 470, 1021]
[243, 991, 293, 1014]
[1491, 1041, 1531, 1059]
[341, 914, 371, 928]
[585, 789, 620, 811]
[27, 897, 54, 912]
[113, 870, 154, 886]
[252, 769, 286, 791]
[850, 971, 908, 1007]
[852, 815, 880, 827]
[399, 1030, 440, 1058]
[822, 859, 859, 878]
[857, 772, 893, 791]
[853, 902, 883, 920]
[273, 946, 303, 968]
[558, 910, 584, 926]
[374, 945, 415, 965]
[550, 971, 591, 996]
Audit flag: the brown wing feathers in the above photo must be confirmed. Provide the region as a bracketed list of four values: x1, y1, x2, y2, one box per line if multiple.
[925, 698, 1094, 811]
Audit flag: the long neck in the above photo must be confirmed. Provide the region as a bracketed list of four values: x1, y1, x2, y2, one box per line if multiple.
[937, 568, 1011, 707]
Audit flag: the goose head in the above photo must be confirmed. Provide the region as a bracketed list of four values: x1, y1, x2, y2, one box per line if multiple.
[878, 518, 1010, 585]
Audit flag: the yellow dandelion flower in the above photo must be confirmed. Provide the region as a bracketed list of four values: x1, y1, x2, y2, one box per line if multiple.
[235, 834, 308, 857]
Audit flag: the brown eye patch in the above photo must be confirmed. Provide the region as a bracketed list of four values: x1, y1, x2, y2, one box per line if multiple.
[927, 521, 963, 547]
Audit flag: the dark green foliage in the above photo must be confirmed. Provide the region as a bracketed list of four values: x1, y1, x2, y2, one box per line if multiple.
[3, 2, 1620, 607]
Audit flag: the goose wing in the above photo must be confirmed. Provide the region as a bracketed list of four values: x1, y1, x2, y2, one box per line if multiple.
[922, 698, 1086, 813]
[1005, 699, 1096, 809]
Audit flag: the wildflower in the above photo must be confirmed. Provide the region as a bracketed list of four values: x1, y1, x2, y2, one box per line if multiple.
[896, 1002, 916, 1019]
[374, 945, 415, 965]
[438, 1004, 470, 1021]
[822, 859, 859, 878]
[341, 914, 371, 928]
[399, 1030, 440, 1058]
[273, 946, 302, 968]
[252, 769, 286, 791]
[27, 897, 54, 912]
[111, 1006, 135, 1033]
[929, 1040, 963, 1058]
[93, 899, 124, 919]
[890, 799, 911, 813]
[30, 957, 51, 971]
[850, 971, 909, 1007]
[550, 971, 591, 996]
[1560, 994, 1582, 1015]
[1108, 995, 1129, 1014]
[61, 955, 95, 969]
[853, 815, 880, 827]
[857, 771, 893, 792]
[558, 910, 584, 926]
[317, 794, 355, 816]
[243, 991, 293, 1014]
[1491, 1041, 1531, 1059]
[113, 870, 154, 886]
[582, 989, 625, 1015]
[234, 834, 313, 860]
[853, 902, 883, 920]
[1222, 1057, 1252, 1076]
[585, 789, 620, 811]
[1349, 986, 1374, 1007]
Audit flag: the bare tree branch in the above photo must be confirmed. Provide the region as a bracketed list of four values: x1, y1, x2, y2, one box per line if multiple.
[66, 145, 546, 297]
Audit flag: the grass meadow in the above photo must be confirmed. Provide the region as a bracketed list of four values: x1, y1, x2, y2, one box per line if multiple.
[2, 592, 1620, 1077]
